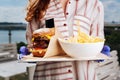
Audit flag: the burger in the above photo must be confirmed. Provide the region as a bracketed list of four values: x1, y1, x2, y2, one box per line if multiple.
[30, 28, 55, 57]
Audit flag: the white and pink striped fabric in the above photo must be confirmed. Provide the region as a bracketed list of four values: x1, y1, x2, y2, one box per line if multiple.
[76, 61, 98, 80]
[34, 61, 76, 80]
[26, 0, 104, 80]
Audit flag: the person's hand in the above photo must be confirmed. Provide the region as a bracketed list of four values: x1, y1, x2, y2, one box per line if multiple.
[33, 28, 55, 36]
[101, 45, 111, 56]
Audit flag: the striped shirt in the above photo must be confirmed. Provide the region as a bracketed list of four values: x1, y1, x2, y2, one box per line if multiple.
[26, 0, 104, 80]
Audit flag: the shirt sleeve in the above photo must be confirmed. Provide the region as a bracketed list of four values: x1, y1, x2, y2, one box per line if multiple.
[90, 1, 104, 39]
[73, 0, 104, 38]
[26, 19, 44, 48]
[26, 23, 33, 48]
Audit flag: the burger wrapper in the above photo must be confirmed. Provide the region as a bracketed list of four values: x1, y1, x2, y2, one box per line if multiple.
[43, 36, 66, 58]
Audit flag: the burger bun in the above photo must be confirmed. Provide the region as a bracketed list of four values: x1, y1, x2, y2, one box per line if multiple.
[31, 48, 47, 57]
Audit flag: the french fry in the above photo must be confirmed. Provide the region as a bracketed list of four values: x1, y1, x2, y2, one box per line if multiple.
[66, 21, 104, 43]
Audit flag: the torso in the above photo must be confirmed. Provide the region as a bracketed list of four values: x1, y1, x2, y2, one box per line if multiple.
[41, 0, 103, 38]
[59, 0, 69, 14]
[43, 0, 76, 38]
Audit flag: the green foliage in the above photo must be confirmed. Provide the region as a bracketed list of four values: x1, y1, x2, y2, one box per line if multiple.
[105, 30, 120, 51]
[105, 30, 120, 64]
[0, 73, 28, 80]
[16, 42, 27, 54]
[105, 31, 120, 45]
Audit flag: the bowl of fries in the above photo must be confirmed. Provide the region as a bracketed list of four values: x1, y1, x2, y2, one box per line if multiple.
[58, 31, 105, 58]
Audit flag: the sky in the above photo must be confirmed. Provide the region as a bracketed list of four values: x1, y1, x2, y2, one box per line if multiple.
[0, 0, 28, 23]
[0, 0, 120, 23]
[101, 0, 120, 23]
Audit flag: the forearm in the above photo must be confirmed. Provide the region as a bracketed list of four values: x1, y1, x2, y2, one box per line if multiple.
[26, 19, 44, 48]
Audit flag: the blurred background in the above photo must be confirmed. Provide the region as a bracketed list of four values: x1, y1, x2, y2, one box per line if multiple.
[0, 0, 27, 44]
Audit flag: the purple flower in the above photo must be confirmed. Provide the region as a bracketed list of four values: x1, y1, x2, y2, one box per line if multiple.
[96, 45, 111, 62]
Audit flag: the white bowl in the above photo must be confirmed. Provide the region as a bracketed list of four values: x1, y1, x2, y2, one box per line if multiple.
[58, 38, 104, 58]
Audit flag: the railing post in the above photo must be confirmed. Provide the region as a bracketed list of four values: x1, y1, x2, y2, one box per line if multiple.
[8, 27, 12, 43]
